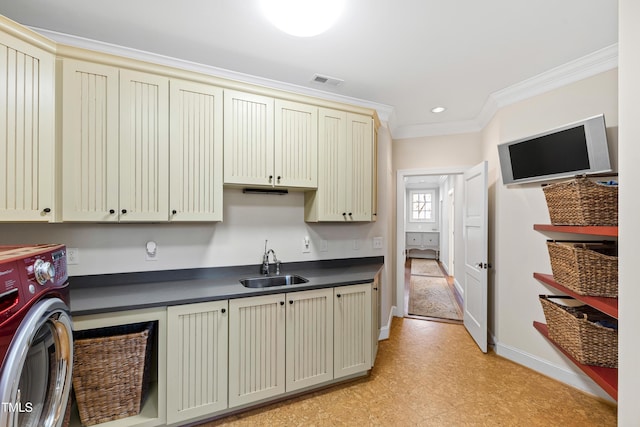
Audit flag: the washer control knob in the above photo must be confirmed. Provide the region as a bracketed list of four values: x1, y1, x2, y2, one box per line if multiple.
[34, 259, 55, 285]
[28, 284, 36, 294]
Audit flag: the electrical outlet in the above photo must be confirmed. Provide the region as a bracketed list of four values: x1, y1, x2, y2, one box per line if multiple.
[373, 237, 383, 249]
[146, 241, 158, 261]
[302, 236, 311, 253]
[67, 248, 79, 265]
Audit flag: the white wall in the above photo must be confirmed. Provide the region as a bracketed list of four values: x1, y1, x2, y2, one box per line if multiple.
[618, 0, 639, 422]
[482, 69, 618, 398]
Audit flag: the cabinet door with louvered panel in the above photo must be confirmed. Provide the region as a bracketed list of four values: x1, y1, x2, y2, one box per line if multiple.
[166, 300, 228, 424]
[0, 32, 55, 221]
[285, 288, 334, 392]
[334, 283, 372, 379]
[228, 294, 286, 408]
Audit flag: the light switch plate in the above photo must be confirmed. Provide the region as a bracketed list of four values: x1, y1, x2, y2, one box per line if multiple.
[67, 248, 79, 265]
[373, 237, 383, 249]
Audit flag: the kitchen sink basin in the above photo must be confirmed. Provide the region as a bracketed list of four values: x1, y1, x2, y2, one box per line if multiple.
[240, 274, 309, 288]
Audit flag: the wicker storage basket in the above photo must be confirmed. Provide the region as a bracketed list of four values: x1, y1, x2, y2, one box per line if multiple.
[542, 177, 618, 226]
[539, 295, 617, 368]
[72, 322, 155, 426]
[546, 241, 618, 297]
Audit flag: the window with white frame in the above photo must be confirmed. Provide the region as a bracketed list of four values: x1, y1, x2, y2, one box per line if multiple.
[409, 190, 435, 222]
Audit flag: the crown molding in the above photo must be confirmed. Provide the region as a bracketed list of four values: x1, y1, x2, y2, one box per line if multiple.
[30, 26, 395, 123]
[392, 43, 619, 140]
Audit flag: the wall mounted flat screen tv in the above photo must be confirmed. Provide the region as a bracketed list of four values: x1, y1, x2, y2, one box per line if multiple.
[498, 114, 611, 185]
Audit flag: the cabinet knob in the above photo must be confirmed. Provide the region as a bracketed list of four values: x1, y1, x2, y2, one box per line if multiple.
[348, 213, 353, 217]
[121, 209, 127, 214]
[277, 176, 281, 183]
[373, 287, 378, 291]
[289, 300, 294, 305]
[172, 210, 177, 215]
[280, 301, 285, 306]
[342, 212, 346, 217]
[336, 294, 341, 298]
[109, 209, 115, 215]
[42, 208, 51, 214]
[269, 175, 273, 183]
[221, 308, 226, 314]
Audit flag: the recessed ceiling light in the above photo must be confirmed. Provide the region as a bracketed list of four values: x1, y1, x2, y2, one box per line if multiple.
[260, 0, 345, 37]
[431, 107, 446, 113]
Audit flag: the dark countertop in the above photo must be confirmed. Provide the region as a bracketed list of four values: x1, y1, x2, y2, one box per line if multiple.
[69, 257, 384, 316]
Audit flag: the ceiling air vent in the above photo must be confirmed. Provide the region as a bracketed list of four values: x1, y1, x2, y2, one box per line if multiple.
[312, 73, 344, 87]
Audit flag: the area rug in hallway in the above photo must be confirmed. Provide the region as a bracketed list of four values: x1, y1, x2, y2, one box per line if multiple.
[408, 275, 463, 321]
[410, 258, 444, 277]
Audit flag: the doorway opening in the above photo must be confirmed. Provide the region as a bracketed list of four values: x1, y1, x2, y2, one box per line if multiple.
[398, 171, 464, 323]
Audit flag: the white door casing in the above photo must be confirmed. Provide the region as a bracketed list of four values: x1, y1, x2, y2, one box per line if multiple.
[462, 161, 489, 353]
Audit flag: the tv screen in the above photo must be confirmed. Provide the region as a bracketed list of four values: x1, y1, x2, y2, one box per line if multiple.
[498, 114, 611, 185]
[509, 126, 590, 180]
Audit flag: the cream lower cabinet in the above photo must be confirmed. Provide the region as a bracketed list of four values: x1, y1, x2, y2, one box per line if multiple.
[0, 28, 55, 221]
[334, 283, 372, 378]
[228, 294, 286, 408]
[305, 109, 374, 222]
[285, 288, 334, 392]
[166, 300, 228, 424]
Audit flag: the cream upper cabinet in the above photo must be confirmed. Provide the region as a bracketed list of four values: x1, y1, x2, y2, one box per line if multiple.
[224, 90, 318, 189]
[228, 293, 286, 408]
[166, 300, 228, 424]
[61, 62, 170, 222]
[224, 90, 275, 186]
[305, 109, 374, 222]
[169, 80, 223, 221]
[0, 31, 55, 221]
[61, 59, 120, 222]
[334, 283, 372, 379]
[285, 288, 334, 392]
[274, 99, 318, 188]
[119, 69, 169, 222]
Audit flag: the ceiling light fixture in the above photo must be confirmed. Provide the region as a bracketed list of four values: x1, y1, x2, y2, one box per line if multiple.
[431, 107, 446, 113]
[260, 0, 345, 37]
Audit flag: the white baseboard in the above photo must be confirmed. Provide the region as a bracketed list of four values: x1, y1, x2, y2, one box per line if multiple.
[494, 340, 615, 402]
[453, 277, 463, 298]
[379, 305, 396, 340]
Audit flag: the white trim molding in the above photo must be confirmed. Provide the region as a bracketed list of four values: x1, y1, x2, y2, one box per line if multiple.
[392, 43, 619, 139]
[29, 26, 395, 124]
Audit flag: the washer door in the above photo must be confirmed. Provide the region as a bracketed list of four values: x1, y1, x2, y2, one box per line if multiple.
[0, 298, 73, 427]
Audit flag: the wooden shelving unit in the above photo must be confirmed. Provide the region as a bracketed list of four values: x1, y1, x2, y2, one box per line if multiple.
[533, 224, 618, 237]
[533, 321, 618, 400]
[533, 273, 618, 318]
[533, 224, 618, 401]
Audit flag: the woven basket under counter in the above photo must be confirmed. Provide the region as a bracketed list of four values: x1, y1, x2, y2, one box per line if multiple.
[72, 321, 154, 427]
[542, 177, 618, 226]
[546, 241, 618, 298]
[539, 295, 617, 368]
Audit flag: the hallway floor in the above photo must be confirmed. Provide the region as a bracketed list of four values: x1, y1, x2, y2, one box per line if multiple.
[199, 317, 617, 426]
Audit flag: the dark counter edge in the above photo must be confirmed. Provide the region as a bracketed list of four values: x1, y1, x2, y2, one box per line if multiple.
[70, 256, 384, 317]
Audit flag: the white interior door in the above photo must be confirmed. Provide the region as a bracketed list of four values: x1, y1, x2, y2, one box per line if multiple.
[462, 161, 488, 353]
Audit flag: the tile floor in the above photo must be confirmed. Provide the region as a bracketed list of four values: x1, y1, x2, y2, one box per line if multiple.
[198, 317, 617, 426]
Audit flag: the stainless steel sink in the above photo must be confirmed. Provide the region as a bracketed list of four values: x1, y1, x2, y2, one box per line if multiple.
[240, 274, 309, 288]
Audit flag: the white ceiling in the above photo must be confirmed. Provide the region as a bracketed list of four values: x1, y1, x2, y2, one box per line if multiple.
[0, 0, 618, 138]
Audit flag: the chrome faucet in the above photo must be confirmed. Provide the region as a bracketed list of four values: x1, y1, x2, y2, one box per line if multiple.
[261, 240, 281, 275]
